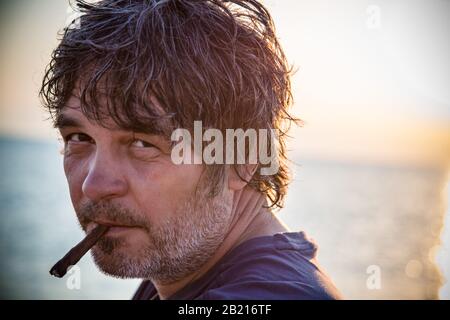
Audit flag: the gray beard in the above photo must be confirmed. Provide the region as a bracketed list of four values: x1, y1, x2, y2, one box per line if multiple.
[90, 189, 233, 284]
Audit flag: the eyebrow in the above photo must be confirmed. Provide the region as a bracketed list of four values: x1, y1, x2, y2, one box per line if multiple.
[53, 111, 173, 138]
[53, 113, 85, 129]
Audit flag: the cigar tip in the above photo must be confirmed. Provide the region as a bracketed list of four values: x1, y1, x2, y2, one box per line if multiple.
[49, 266, 64, 278]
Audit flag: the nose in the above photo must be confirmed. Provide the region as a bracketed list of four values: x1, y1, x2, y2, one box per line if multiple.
[82, 152, 128, 202]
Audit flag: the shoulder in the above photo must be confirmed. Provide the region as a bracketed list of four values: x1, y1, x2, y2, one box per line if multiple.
[198, 232, 342, 300]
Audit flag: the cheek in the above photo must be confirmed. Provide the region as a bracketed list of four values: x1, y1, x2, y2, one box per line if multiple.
[63, 155, 88, 206]
[132, 162, 204, 220]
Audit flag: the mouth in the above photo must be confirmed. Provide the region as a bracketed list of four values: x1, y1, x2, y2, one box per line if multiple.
[86, 220, 140, 236]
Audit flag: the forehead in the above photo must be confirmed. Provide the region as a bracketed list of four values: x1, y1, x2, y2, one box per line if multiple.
[56, 95, 118, 129]
[55, 89, 175, 136]
[55, 107, 113, 134]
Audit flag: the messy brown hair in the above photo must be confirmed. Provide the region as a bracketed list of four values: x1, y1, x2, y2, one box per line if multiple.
[40, 0, 299, 209]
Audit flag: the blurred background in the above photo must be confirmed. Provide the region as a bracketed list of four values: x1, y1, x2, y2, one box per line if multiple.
[0, 0, 448, 299]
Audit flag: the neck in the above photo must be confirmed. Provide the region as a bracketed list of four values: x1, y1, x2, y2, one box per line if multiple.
[153, 186, 289, 299]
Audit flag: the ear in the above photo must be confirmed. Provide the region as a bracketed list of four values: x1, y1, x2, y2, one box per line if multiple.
[228, 164, 258, 191]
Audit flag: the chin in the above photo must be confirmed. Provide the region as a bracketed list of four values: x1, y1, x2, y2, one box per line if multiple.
[91, 248, 146, 279]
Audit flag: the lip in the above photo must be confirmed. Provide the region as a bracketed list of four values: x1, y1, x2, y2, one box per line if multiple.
[105, 225, 138, 236]
[94, 220, 136, 228]
[87, 220, 139, 236]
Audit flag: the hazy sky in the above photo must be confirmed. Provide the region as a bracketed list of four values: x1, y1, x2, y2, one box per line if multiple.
[0, 0, 449, 166]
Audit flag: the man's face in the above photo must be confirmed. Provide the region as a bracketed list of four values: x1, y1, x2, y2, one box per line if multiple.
[58, 95, 234, 283]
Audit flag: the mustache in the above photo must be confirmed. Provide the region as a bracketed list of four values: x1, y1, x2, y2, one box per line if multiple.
[77, 201, 148, 230]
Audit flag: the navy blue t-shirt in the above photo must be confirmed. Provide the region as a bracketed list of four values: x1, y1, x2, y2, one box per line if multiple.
[132, 232, 342, 300]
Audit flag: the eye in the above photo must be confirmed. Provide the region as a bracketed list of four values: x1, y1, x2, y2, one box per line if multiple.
[131, 139, 156, 148]
[64, 133, 94, 144]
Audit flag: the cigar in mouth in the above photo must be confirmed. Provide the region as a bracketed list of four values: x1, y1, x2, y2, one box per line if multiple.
[49, 224, 110, 278]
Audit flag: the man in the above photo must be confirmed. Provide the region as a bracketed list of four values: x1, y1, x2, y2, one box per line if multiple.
[40, 0, 341, 299]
